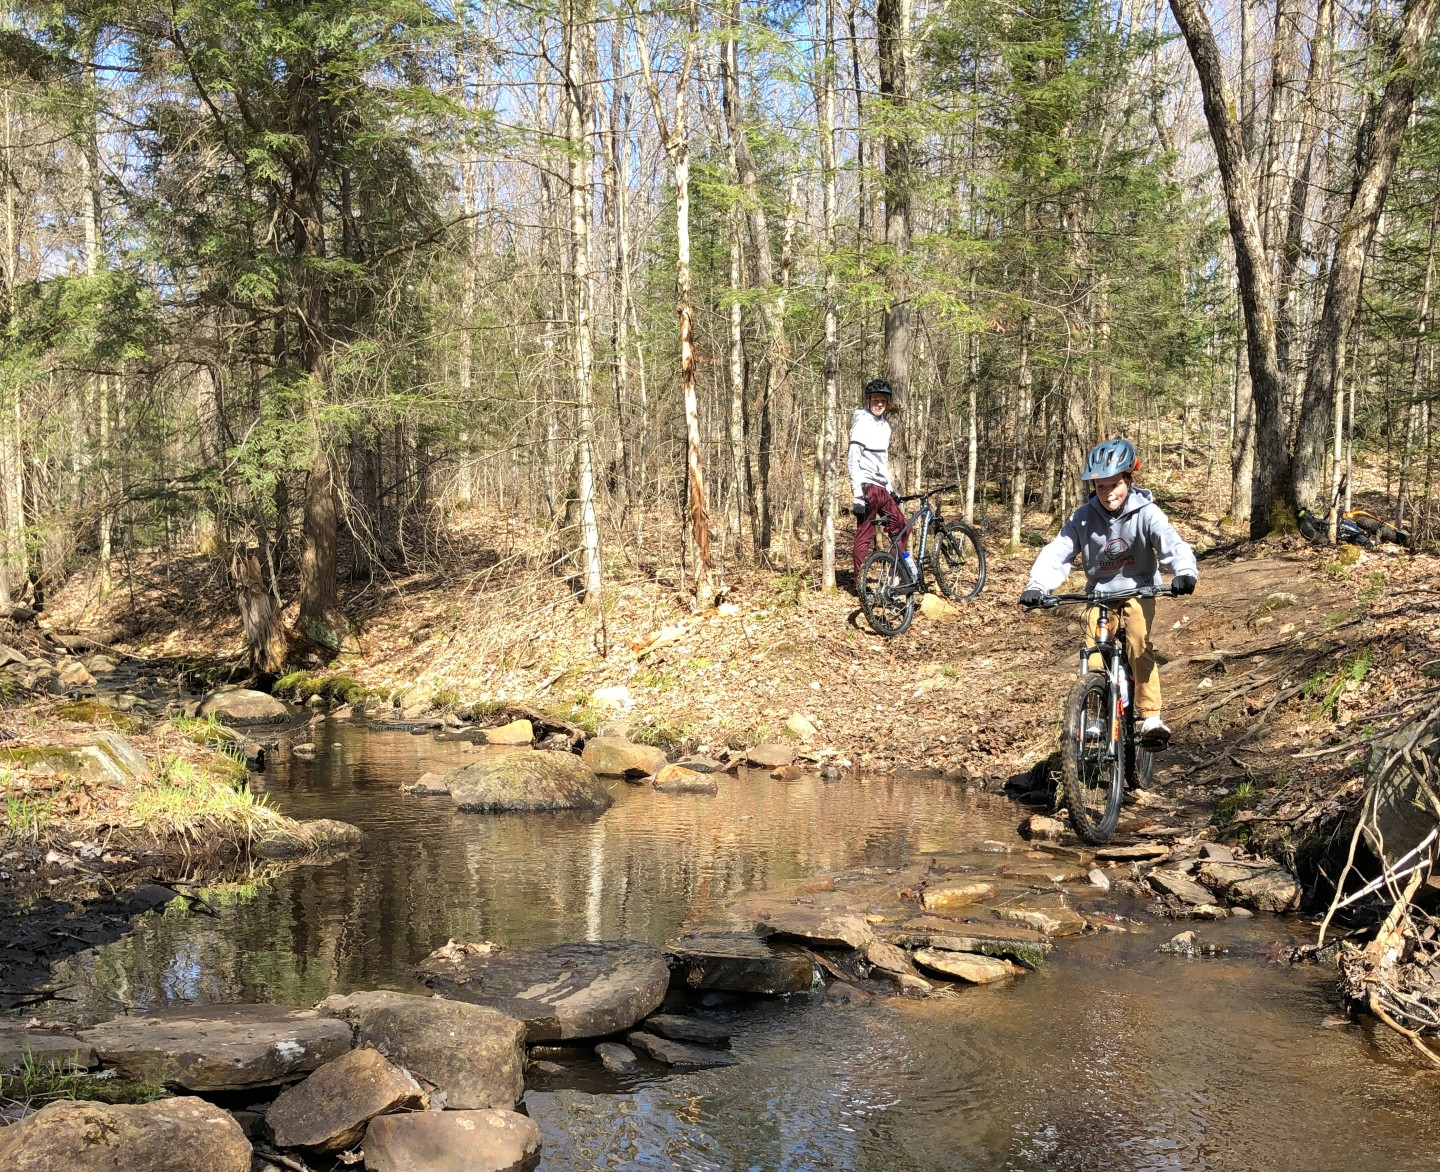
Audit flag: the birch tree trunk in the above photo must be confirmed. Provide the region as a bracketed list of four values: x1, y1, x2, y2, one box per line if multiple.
[815, 0, 839, 591]
[876, 0, 913, 411]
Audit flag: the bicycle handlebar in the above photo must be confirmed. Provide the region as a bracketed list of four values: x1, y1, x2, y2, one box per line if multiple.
[893, 483, 959, 504]
[1038, 585, 1170, 608]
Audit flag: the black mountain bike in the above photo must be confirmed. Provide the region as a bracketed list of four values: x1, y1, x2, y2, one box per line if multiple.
[858, 484, 986, 636]
[1037, 584, 1172, 844]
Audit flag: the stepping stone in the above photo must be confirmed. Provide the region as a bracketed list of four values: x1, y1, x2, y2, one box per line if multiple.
[415, 939, 669, 1042]
[80, 1004, 352, 1092]
[993, 903, 1088, 937]
[0, 1026, 95, 1073]
[1000, 861, 1089, 885]
[864, 940, 933, 993]
[920, 881, 995, 911]
[667, 933, 817, 995]
[446, 750, 612, 813]
[0, 1097, 250, 1172]
[364, 1108, 541, 1172]
[265, 1046, 425, 1152]
[1020, 814, 1066, 841]
[912, 949, 1021, 984]
[627, 1030, 739, 1069]
[317, 990, 524, 1111]
[199, 687, 287, 724]
[641, 1014, 731, 1047]
[889, 921, 1053, 970]
[755, 907, 873, 950]
[1095, 843, 1171, 862]
[1147, 869, 1217, 907]
[675, 756, 725, 773]
[582, 736, 668, 778]
[595, 1042, 639, 1073]
[653, 765, 719, 794]
[744, 743, 795, 769]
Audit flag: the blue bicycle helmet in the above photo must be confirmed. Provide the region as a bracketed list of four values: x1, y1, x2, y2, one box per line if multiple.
[1081, 438, 1140, 481]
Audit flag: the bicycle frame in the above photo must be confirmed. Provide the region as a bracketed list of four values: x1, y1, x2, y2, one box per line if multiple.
[1077, 601, 1133, 764]
[876, 483, 960, 589]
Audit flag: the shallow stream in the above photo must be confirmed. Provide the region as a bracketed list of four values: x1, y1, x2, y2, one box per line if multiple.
[46, 725, 1440, 1169]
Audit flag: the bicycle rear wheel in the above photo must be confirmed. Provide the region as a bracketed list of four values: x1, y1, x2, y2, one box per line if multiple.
[859, 550, 915, 637]
[931, 522, 986, 602]
[1063, 672, 1123, 844]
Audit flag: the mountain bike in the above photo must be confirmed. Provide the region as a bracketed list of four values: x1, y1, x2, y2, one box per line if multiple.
[858, 484, 986, 637]
[1036, 584, 1173, 844]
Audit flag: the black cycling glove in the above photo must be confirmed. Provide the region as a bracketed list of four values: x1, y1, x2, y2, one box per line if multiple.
[1019, 588, 1045, 609]
[1171, 574, 1197, 596]
[851, 500, 867, 519]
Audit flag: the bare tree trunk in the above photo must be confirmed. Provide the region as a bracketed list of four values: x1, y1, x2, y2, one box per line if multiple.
[816, 0, 839, 591]
[1010, 301, 1033, 549]
[727, 211, 748, 550]
[876, 0, 913, 411]
[1291, 0, 1439, 508]
[1399, 202, 1437, 525]
[564, 0, 603, 604]
[1169, 0, 1288, 536]
[965, 330, 979, 524]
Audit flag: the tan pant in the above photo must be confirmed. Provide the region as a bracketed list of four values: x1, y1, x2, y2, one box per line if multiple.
[1085, 597, 1160, 718]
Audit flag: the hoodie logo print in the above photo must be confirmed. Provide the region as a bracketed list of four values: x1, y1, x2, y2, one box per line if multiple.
[1102, 536, 1134, 571]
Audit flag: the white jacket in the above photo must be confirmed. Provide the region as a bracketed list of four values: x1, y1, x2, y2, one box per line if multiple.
[848, 409, 893, 501]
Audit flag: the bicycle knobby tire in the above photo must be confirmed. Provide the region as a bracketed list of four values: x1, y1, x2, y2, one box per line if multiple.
[1063, 671, 1123, 843]
[859, 549, 915, 636]
[932, 522, 987, 602]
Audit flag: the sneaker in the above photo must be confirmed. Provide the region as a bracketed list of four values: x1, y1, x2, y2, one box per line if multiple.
[1139, 716, 1171, 750]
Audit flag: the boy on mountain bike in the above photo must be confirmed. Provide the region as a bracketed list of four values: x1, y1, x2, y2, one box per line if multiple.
[1018, 439, 1198, 750]
[849, 378, 909, 582]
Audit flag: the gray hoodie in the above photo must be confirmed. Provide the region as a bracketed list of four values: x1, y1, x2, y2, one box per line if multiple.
[1025, 487, 1197, 597]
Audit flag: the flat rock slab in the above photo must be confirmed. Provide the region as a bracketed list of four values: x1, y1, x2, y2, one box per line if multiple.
[0, 1096, 251, 1172]
[668, 933, 817, 995]
[80, 1003, 352, 1091]
[447, 750, 612, 814]
[1148, 869, 1217, 907]
[0, 1027, 95, 1073]
[745, 744, 796, 769]
[416, 939, 669, 1042]
[1020, 814, 1067, 841]
[920, 881, 995, 911]
[1000, 861, 1089, 885]
[992, 904, 1088, 937]
[641, 1014, 731, 1047]
[265, 1045, 425, 1151]
[888, 920, 1053, 970]
[912, 949, 1021, 984]
[595, 1042, 639, 1073]
[365, 1108, 541, 1172]
[675, 756, 725, 773]
[1095, 843, 1172, 862]
[583, 736, 668, 778]
[627, 1030, 739, 1068]
[756, 907, 873, 950]
[199, 687, 288, 725]
[317, 990, 524, 1110]
[653, 765, 719, 795]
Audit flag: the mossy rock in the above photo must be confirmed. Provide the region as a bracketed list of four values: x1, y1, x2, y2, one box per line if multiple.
[447, 751, 612, 813]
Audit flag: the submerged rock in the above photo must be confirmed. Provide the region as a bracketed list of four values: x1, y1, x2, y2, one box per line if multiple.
[416, 939, 669, 1042]
[447, 750, 612, 813]
[595, 1041, 639, 1073]
[316, 990, 525, 1111]
[653, 764, 719, 794]
[0, 1097, 251, 1172]
[890, 920, 1054, 970]
[198, 687, 287, 725]
[627, 1030, 739, 1068]
[364, 1108, 541, 1172]
[667, 932, 817, 995]
[253, 817, 362, 859]
[265, 1045, 425, 1152]
[640, 1014, 731, 1047]
[80, 1004, 352, 1091]
[582, 736, 668, 778]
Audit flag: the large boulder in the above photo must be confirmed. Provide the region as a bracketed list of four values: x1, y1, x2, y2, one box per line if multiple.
[582, 736, 668, 778]
[0, 731, 150, 787]
[447, 751, 612, 813]
[198, 688, 288, 725]
[316, 990, 524, 1111]
[0, 1096, 251, 1172]
[364, 1109, 541, 1172]
[667, 933, 817, 995]
[80, 1004, 352, 1091]
[265, 1046, 425, 1151]
[416, 939, 669, 1042]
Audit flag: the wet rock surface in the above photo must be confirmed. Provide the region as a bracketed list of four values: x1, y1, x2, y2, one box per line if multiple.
[668, 932, 817, 995]
[582, 736, 668, 778]
[416, 939, 670, 1041]
[79, 1003, 353, 1091]
[641, 1014, 731, 1047]
[920, 881, 995, 911]
[628, 1030, 740, 1068]
[253, 817, 362, 859]
[653, 764, 720, 794]
[316, 989, 525, 1110]
[447, 750, 612, 813]
[912, 949, 1021, 984]
[364, 1107, 542, 1172]
[264, 1045, 425, 1151]
[755, 906, 874, 950]
[889, 920, 1054, 970]
[0, 1096, 252, 1172]
[595, 1041, 640, 1073]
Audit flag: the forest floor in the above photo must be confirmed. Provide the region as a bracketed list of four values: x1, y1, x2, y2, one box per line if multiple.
[39, 462, 1440, 881]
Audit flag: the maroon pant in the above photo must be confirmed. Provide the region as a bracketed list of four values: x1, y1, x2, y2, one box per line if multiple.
[854, 482, 908, 578]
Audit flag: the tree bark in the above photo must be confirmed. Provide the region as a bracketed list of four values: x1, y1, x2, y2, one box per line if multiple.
[876, 0, 913, 409]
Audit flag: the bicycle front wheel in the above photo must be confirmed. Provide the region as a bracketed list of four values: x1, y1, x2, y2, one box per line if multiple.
[859, 550, 915, 637]
[931, 522, 987, 602]
[1063, 672, 1123, 844]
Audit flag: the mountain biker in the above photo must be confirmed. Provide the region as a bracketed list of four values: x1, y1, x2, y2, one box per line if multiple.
[1018, 438, 1198, 750]
[849, 377, 910, 583]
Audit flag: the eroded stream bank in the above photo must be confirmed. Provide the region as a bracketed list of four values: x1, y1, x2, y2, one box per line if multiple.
[8, 722, 1440, 1170]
